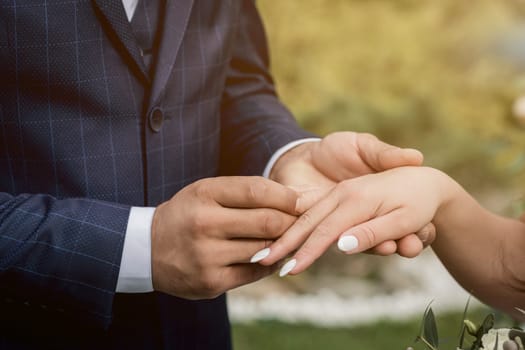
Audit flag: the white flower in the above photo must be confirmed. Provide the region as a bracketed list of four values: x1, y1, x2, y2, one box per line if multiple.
[480, 329, 525, 350]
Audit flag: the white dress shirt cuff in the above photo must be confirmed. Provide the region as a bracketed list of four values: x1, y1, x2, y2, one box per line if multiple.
[115, 139, 321, 293]
[262, 138, 321, 178]
[116, 206, 156, 293]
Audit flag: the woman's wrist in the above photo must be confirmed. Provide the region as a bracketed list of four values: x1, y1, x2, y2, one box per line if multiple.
[427, 168, 469, 230]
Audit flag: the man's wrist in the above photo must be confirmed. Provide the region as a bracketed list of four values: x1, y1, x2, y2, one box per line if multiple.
[263, 138, 321, 179]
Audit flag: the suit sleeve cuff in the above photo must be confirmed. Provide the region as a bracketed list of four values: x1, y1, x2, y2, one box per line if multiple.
[262, 138, 321, 178]
[116, 206, 156, 293]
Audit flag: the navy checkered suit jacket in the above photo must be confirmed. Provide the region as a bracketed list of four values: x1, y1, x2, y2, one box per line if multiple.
[0, 1, 311, 348]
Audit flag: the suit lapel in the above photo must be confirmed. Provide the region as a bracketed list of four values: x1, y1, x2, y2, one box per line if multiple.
[92, 0, 149, 80]
[148, 0, 194, 108]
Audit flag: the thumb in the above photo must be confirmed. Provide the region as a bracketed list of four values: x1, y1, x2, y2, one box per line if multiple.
[378, 147, 424, 170]
[357, 134, 423, 171]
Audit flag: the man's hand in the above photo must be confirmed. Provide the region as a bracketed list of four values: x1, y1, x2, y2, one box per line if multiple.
[271, 132, 425, 207]
[269, 131, 434, 258]
[151, 177, 298, 299]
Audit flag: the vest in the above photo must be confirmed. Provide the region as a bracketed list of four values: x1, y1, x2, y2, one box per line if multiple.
[130, 0, 166, 74]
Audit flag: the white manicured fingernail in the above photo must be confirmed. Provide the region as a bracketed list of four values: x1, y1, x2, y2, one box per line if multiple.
[279, 259, 297, 277]
[250, 248, 271, 263]
[337, 235, 359, 252]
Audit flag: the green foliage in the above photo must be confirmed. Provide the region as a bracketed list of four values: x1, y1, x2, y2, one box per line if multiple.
[460, 299, 473, 349]
[469, 314, 495, 350]
[259, 0, 525, 194]
[412, 302, 522, 350]
[417, 304, 439, 350]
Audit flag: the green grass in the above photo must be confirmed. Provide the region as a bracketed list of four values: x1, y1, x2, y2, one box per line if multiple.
[232, 307, 516, 350]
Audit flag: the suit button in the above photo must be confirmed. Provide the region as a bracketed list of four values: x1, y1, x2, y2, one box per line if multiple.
[149, 107, 164, 132]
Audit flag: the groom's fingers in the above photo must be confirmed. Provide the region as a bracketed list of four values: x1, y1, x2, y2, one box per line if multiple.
[378, 147, 424, 170]
[215, 263, 281, 297]
[366, 236, 421, 258]
[293, 186, 333, 214]
[366, 240, 398, 256]
[210, 176, 298, 215]
[367, 223, 435, 257]
[415, 223, 436, 247]
[395, 234, 424, 258]
[357, 133, 423, 171]
[259, 192, 339, 266]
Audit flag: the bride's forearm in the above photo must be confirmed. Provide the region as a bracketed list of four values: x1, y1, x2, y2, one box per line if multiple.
[430, 173, 525, 318]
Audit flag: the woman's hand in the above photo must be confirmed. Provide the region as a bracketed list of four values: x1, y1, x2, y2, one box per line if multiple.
[269, 131, 434, 257]
[253, 166, 450, 276]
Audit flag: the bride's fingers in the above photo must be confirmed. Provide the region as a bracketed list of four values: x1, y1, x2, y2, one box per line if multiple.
[256, 192, 339, 266]
[336, 209, 421, 255]
[278, 201, 376, 275]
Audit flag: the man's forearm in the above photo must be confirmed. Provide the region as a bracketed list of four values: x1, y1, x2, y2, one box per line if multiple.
[0, 192, 129, 327]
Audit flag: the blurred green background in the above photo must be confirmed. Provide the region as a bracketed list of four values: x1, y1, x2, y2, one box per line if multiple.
[232, 1, 525, 349]
[232, 308, 515, 350]
[261, 0, 525, 198]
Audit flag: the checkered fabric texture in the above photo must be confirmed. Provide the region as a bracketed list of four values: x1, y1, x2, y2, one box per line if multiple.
[0, 0, 312, 348]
